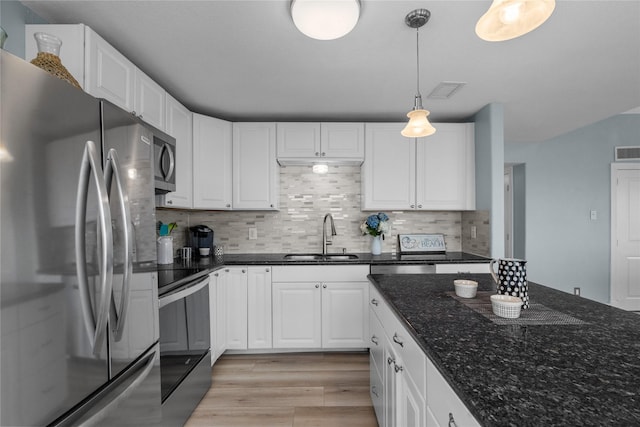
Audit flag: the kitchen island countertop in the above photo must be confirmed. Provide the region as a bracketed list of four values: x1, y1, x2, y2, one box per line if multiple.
[369, 273, 640, 426]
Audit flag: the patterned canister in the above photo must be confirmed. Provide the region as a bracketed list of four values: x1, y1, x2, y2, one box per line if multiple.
[489, 258, 529, 309]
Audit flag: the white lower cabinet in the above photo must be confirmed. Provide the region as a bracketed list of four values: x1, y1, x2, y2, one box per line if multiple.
[225, 267, 248, 350]
[272, 265, 369, 349]
[426, 359, 480, 427]
[247, 267, 273, 349]
[370, 283, 480, 427]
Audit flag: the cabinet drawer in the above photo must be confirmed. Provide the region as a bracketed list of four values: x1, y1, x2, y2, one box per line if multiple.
[272, 265, 369, 282]
[435, 263, 489, 274]
[369, 309, 385, 373]
[370, 354, 385, 424]
[426, 358, 480, 427]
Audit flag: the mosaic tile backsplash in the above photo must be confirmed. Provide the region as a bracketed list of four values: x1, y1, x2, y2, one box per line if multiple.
[157, 166, 490, 255]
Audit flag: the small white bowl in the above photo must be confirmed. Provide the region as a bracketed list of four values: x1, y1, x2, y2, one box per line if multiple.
[454, 279, 478, 298]
[199, 247, 211, 256]
[490, 294, 522, 318]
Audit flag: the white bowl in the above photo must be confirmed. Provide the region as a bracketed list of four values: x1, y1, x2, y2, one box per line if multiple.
[454, 279, 478, 298]
[490, 294, 522, 318]
[199, 247, 211, 256]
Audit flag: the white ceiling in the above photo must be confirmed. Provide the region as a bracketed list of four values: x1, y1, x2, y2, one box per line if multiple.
[22, 0, 640, 142]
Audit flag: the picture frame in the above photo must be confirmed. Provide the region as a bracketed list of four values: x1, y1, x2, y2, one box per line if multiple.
[397, 233, 446, 254]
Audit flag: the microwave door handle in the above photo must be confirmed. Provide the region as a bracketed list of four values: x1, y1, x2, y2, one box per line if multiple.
[104, 149, 133, 342]
[75, 140, 113, 357]
[159, 276, 210, 308]
[160, 142, 175, 181]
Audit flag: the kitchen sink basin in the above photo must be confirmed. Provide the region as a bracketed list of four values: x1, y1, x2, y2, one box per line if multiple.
[283, 253, 359, 261]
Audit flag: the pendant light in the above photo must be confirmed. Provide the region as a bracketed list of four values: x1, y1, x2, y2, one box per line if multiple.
[476, 0, 556, 42]
[401, 9, 436, 138]
[291, 0, 360, 41]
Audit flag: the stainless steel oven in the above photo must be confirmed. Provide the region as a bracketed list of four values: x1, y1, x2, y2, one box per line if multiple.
[158, 271, 211, 427]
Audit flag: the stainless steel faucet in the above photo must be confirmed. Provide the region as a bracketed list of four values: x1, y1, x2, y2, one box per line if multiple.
[322, 213, 337, 255]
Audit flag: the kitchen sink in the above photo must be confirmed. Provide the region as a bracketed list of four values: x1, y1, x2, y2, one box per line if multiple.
[283, 253, 359, 261]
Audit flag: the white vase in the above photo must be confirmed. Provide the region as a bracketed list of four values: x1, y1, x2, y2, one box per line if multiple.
[371, 235, 382, 255]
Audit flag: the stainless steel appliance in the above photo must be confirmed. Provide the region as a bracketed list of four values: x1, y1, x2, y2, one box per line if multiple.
[0, 51, 163, 426]
[158, 270, 211, 427]
[152, 127, 176, 194]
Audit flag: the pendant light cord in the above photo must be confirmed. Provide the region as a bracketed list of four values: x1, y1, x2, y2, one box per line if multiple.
[415, 27, 421, 97]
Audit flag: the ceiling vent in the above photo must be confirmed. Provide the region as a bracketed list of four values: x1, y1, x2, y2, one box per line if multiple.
[427, 82, 466, 99]
[615, 146, 640, 161]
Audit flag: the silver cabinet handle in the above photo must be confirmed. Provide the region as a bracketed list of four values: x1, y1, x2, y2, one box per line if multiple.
[323, 284, 327, 288]
[448, 413, 458, 427]
[315, 152, 320, 156]
[394, 364, 404, 373]
[166, 199, 173, 205]
[387, 356, 395, 366]
[315, 284, 320, 288]
[265, 268, 270, 272]
[417, 204, 422, 208]
[321, 152, 326, 156]
[226, 204, 231, 208]
[371, 386, 379, 398]
[75, 140, 113, 357]
[242, 269, 246, 273]
[410, 204, 415, 208]
[104, 148, 133, 342]
[393, 333, 404, 347]
[371, 298, 379, 306]
[214, 273, 219, 277]
[371, 335, 379, 345]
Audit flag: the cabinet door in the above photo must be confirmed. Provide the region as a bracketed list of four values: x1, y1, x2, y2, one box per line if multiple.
[384, 344, 398, 427]
[225, 267, 248, 350]
[163, 94, 193, 208]
[416, 123, 475, 210]
[321, 282, 369, 348]
[25, 24, 86, 89]
[134, 69, 165, 130]
[321, 123, 364, 159]
[211, 270, 228, 364]
[426, 358, 480, 427]
[193, 114, 232, 209]
[247, 267, 272, 349]
[276, 123, 320, 159]
[398, 363, 426, 427]
[362, 123, 415, 210]
[272, 282, 321, 348]
[232, 123, 278, 210]
[84, 27, 135, 112]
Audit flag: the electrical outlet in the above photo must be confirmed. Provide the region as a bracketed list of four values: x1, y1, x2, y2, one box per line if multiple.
[249, 227, 257, 240]
[471, 226, 477, 239]
[574, 287, 581, 296]
[590, 210, 597, 221]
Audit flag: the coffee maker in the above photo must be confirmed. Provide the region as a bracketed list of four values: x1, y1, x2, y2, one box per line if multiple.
[189, 225, 214, 257]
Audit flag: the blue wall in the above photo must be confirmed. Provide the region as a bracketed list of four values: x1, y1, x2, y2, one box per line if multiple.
[0, 0, 46, 58]
[474, 103, 505, 258]
[505, 114, 640, 303]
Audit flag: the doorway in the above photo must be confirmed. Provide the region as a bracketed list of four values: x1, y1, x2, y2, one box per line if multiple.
[610, 163, 640, 311]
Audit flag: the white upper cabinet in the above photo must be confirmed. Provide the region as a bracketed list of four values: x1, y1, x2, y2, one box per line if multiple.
[162, 94, 192, 208]
[362, 123, 475, 211]
[193, 114, 233, 210]
[134, 69, 166, 131]
[277, 122, 364, 164]
[362, 123, 416, 210]
[84, 27, 136, 113]
[233, 123, 279, 210]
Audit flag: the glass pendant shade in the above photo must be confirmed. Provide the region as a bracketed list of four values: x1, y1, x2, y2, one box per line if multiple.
[291, 0, 360, 40]
[476, 0, 556, 41]
[401, 109, 436, 138]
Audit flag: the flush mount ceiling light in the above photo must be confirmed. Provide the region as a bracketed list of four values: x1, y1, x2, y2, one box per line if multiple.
[401, 9, 436, 139]
[476, 0, 556, 41]
[291, 0, 361, 41]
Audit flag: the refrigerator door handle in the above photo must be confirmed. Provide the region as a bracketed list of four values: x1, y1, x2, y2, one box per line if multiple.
[160, 142, 175, 181]
[75, 140, 114, 356]
[104, 148, 133, 342]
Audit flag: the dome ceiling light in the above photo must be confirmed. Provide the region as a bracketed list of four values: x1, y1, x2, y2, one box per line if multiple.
[476, 0, 556, 41]
[291, 0, 361, 41]
[401, 9, 436, 139]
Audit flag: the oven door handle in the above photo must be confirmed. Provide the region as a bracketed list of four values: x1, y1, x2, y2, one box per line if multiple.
[159, 275, 209, 308]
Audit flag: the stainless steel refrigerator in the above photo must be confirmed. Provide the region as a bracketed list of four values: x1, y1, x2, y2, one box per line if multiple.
[1, 50, 162, 426]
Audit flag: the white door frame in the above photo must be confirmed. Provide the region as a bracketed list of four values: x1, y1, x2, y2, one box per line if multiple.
[610, 162, 640, 309]
[504, 166, 514, 259]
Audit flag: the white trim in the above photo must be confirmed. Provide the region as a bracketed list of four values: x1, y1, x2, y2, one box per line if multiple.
[610, 162, 640, 308]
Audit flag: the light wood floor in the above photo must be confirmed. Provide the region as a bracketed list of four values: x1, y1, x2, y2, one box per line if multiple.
[184, 352, 378, 427]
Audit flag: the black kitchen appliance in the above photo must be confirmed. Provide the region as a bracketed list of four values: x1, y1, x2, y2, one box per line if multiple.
[189, 225, 214, 256]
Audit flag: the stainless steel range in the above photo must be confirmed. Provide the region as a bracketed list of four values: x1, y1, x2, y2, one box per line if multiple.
[157, 268, 211, 427]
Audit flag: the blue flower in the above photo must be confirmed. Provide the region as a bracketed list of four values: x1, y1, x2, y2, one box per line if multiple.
[377, 212, 389, 222]
[361, 212, 390, 237]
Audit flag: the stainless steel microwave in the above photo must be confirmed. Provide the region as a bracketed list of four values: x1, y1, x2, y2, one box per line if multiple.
[149, 129, 176, 194]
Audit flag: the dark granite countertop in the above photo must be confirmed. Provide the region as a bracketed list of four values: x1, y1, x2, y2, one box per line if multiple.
[369, 273, 640, 426]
